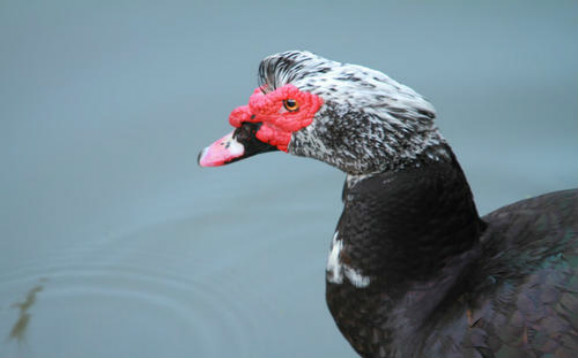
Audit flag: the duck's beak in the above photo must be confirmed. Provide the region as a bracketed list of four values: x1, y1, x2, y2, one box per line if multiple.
[198, 122, 278, 167]
[198, 131, 244, 167]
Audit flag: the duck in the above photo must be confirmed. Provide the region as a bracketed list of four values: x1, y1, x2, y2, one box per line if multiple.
[198, 50, 578, 358]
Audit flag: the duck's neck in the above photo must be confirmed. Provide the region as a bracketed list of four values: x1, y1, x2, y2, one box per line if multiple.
[340, 143, 484, 288]
[327, 144, 486, 356]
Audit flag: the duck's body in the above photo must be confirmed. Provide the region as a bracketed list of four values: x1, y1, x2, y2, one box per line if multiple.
[198, 51, 578, 357]
[328, 145, 578, 357]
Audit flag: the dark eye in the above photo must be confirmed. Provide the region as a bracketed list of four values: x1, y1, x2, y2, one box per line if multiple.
[283, 99, 299, 112]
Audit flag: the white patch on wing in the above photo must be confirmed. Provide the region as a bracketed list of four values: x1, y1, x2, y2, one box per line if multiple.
[344, 267, 370, 288]
[327, 231, 343, 284]
[326, 231, 371, 288]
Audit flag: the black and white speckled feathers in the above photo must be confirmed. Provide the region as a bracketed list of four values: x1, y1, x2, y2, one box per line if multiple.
[258, 51, 445, 174]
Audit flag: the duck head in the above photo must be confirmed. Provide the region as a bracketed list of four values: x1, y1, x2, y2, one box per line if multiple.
[198, 51, 446, 174]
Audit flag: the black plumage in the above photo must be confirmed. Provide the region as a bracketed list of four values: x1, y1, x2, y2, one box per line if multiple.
[327, 145, 577, 357]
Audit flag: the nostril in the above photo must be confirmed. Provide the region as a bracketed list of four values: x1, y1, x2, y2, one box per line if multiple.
[234, 127, 247, 142]
[234, 122, 263, 144]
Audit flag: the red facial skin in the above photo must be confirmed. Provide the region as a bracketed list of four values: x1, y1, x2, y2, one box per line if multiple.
[228, 84, 324, 152]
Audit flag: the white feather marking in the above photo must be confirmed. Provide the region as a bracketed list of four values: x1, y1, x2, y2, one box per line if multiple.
[327, 231, 343, 284]
[326, 231, 371, 288]
[346, 173, 372, 189]
[344, 267, 371, 288]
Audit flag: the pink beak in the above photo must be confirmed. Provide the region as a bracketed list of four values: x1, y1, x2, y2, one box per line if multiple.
[198, 131, 245, 167]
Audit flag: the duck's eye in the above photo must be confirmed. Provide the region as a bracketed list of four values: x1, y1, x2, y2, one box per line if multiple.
[283, 99, 299, 112]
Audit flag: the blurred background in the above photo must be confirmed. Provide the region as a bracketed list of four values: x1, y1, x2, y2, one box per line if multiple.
[1, 0, 576, 357]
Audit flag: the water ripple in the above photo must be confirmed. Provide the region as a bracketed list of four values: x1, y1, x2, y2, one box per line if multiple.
[0, 214, 264, 357]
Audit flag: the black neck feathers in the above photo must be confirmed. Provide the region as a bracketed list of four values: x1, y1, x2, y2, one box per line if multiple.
[339, 144, 485, 288]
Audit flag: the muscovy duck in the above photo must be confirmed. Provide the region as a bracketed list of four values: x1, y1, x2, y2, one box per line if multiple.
[198, 51, 578, 358]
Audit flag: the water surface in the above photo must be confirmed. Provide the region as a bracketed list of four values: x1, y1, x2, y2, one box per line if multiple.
[1, 1, 577, 357]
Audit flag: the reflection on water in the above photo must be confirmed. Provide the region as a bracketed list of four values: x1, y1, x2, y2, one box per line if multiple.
[9, 281, 46, 344]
